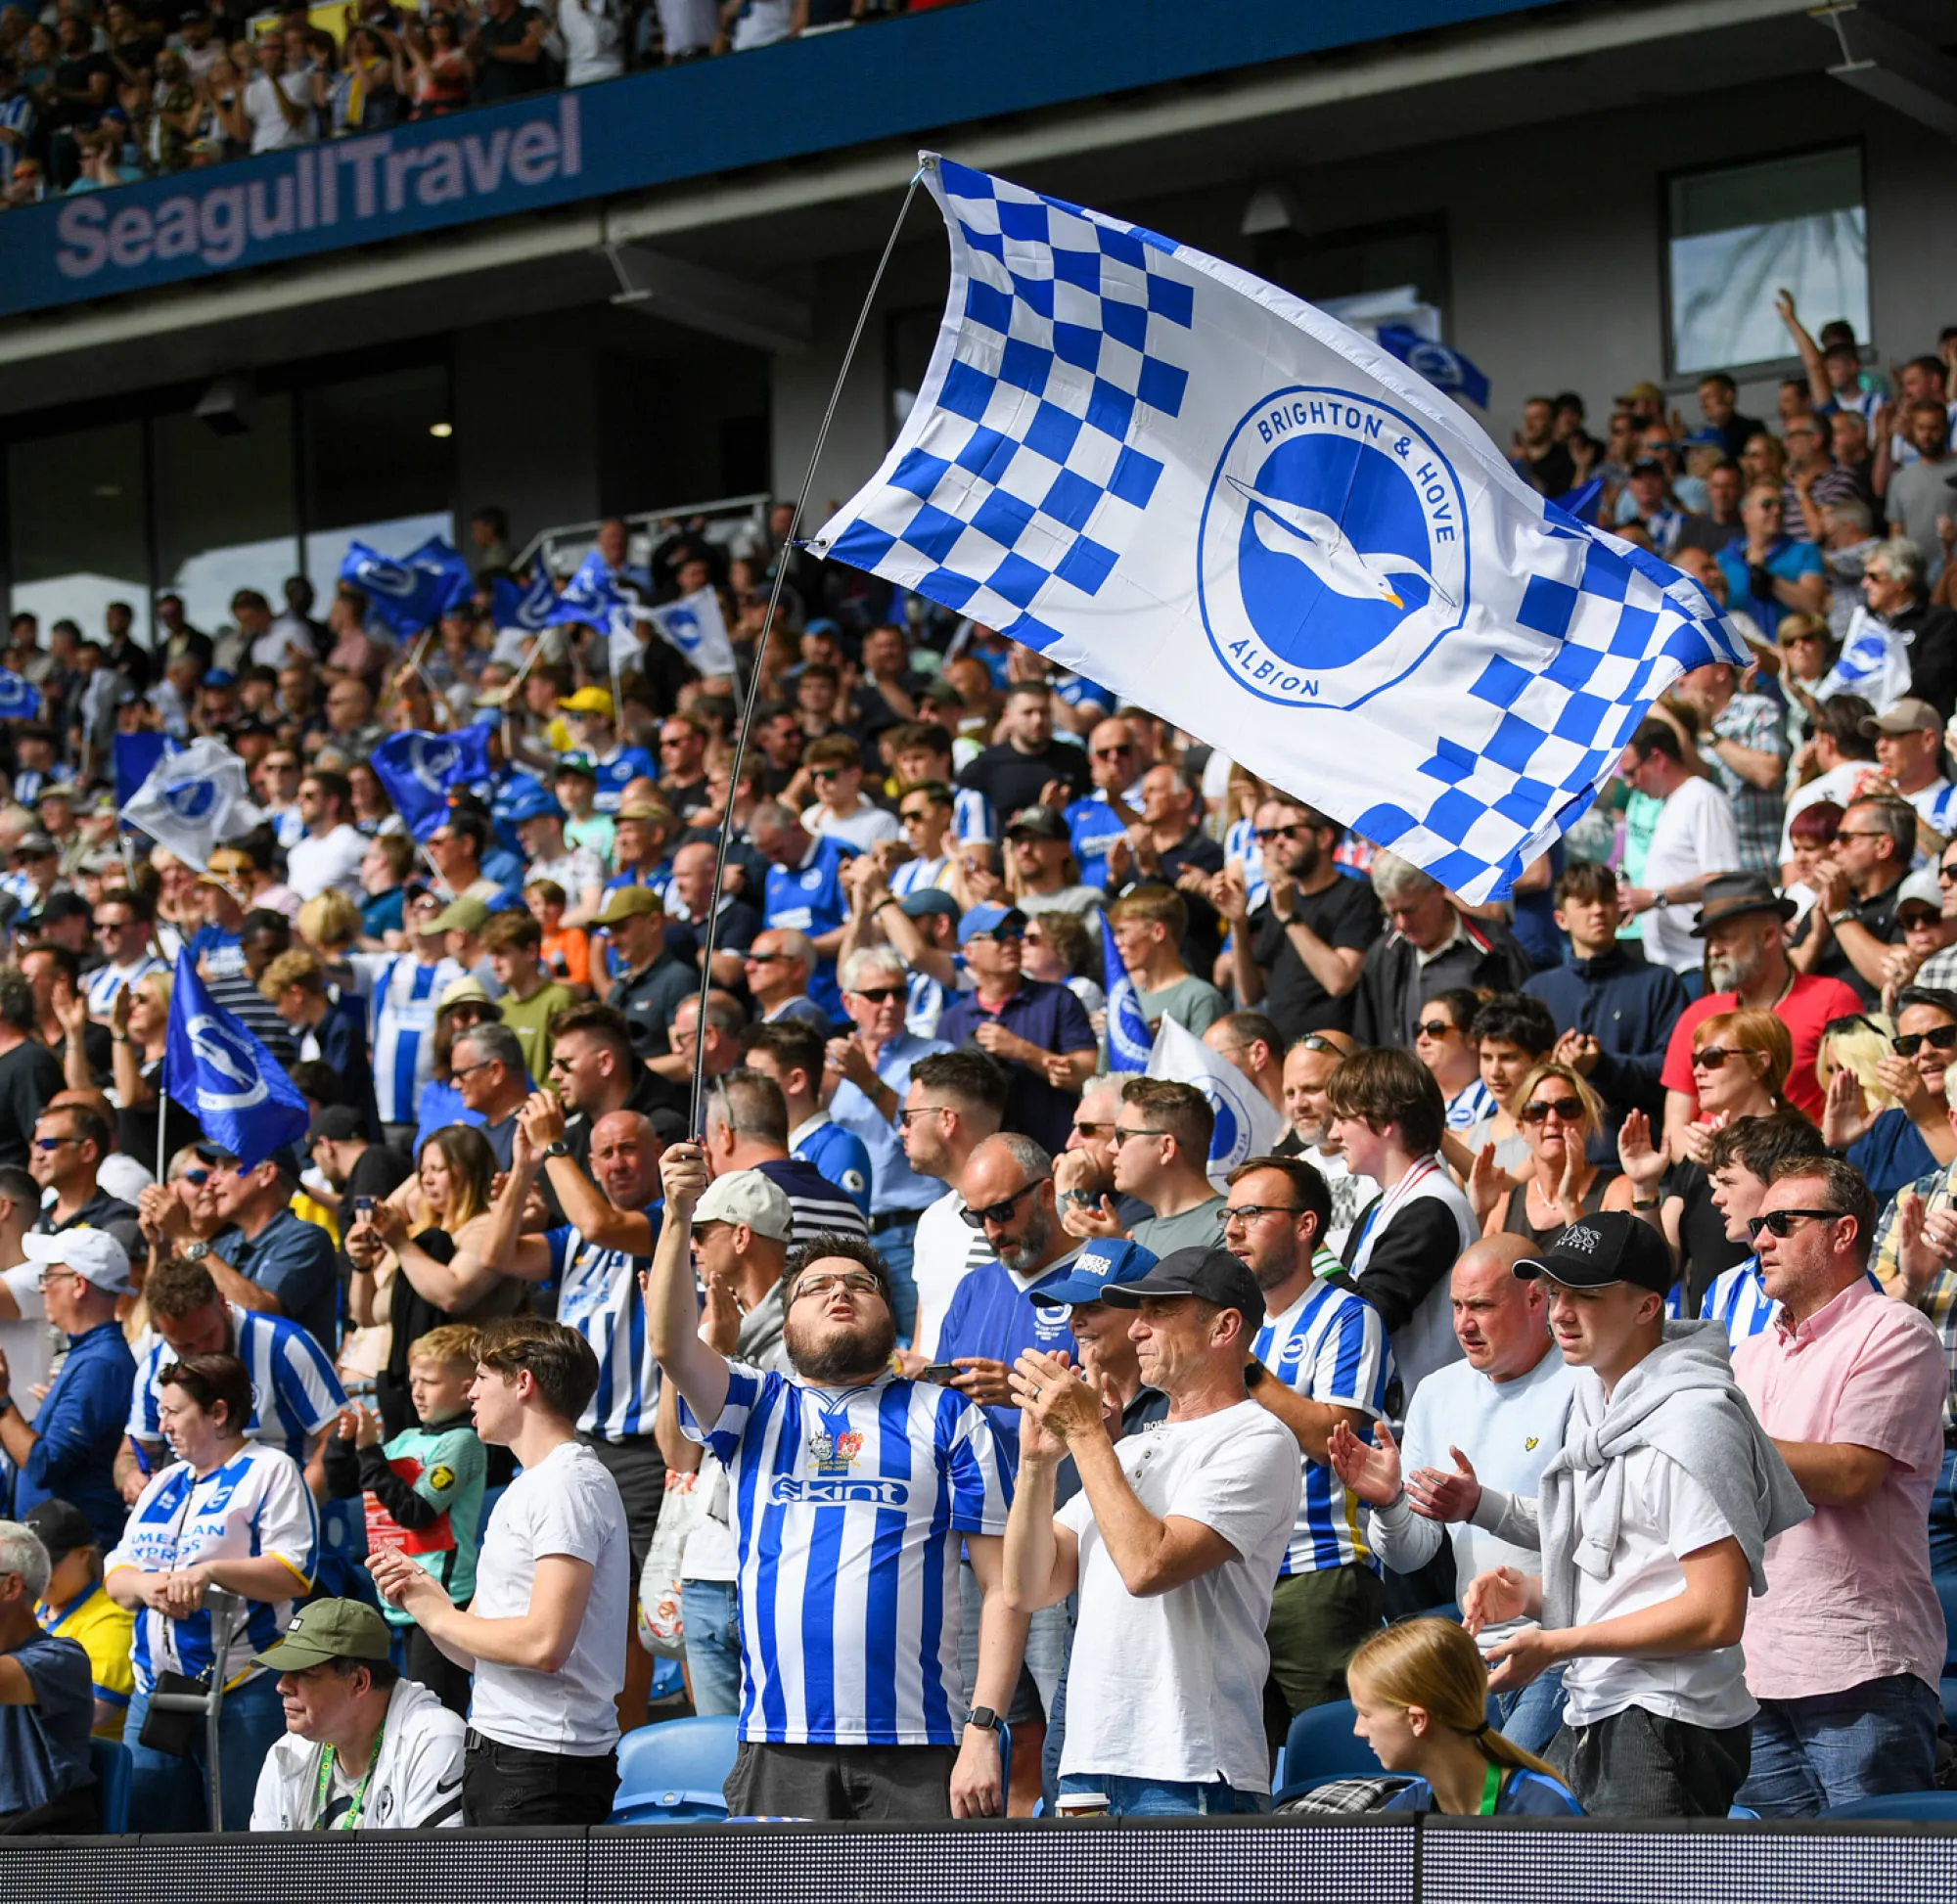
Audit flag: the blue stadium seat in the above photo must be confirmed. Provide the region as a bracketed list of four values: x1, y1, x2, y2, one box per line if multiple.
[611, 1715, 740, 1824]
[1728, 1804, 1759, 1819]
[1818, 1791, 1957, 1821]
[1278, 1700, 1381, 1792]
[89, 1736, 131, 1834]
[1942, 1678, 1957, 1731]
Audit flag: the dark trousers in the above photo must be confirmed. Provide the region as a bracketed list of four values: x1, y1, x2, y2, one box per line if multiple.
[0, 1783, 100, 1836]
[406, 1624, 474, 1718]
[1546, 1703, 1752, 1817]
[463, 1731, 619, 1827]
[724, 1741, 956, 1822]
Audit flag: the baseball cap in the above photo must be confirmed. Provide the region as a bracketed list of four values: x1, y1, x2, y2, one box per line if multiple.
[1098, 1244, 1265, 1330]
[432, 895, 491, 934]
[23, 1226, 133, 1294]
[1032, 1239, 1160, 1309]
[308, 1104, 366, 1144]
[615, 799, 674, 824]
[1616, 380, 1664, 406]
[504, 786, 563, 825]
[436, 975, 500, 1016]
[201, 846, 254, 893]
[1896, 868, 1944, 919]
[1682, 426, 1726, 448]
[13, 830, 56, 857]
[594, 885, 665, 927]
[1860, 697, 1941, 737]
[692, 1169, 793, 1242]
[22, 1499, 96, 1564]
[559, 687, 615, 719]
[957, 902, 1026, 947]
[1514, 1210, 1673, 1293]
[1629, 456, 1666, 477]
[1006, 804, 1067, 841]
[554, 752, 598, 781]
[250, 1598, 392, 1674]
[897, 887, 960, 923]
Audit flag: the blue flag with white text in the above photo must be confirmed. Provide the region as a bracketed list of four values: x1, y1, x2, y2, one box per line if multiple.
[491, 568, 559, 633]
[812, 158, 1745, 902]
[1375, 324, 1490, 409]
[341, 536, 476, 637]
[163, 952, 310, 1170]
[1102, 910, 1151, 1073]
[371, 727, 494, 840]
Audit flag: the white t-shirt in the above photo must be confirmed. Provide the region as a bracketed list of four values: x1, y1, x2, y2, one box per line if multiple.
[244, 69, 315, 154]
[1640, 777, 1741, 973]
[287, 823, 370, 901]
[1055, 1400, 1300, 1792]
[556, 0, 623, 84]
[802, 800, 901, 853]
[467, 1439, 630, 1755]
[908, 1188, 995, 1361]
[1559, 1443, 1753, 1730]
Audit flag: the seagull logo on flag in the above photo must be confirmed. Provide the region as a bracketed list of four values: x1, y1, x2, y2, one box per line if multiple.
[409, 737, 461, 792]
[184, 1013, 271, 1111]
[356, 556, 419, 599]
[161, 778, 218, 821]
[1225, 476, 1457, 613]
[660, 607, 700, 650]
[0, 670, 38, 718]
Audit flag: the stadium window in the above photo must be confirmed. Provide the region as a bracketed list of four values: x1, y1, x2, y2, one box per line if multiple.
[1664, 145, 1868, 378]
[1251, 214, 1450, 331]
[300, 364, 456, 582]
[7, 420, 151, 648]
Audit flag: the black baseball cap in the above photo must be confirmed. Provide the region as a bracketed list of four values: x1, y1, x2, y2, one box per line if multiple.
[1098, 1245, 1266, 1331]
[23, 1498, 96, 1564]
[1515, 1211, 1673, 1294]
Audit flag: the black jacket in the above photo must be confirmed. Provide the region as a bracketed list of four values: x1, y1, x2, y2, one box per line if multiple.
[1351, 913, 1533, 1049]
[1522, 945, 1690, 1123]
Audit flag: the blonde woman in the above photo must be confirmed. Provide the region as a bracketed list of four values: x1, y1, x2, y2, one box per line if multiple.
[1349, 1619, 1579, 1816]
[1483, 1061, 1630, 1247]
[296, 888, 362, 958]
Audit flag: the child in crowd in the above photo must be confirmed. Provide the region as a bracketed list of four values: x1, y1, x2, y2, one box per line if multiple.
[25, 1499, 135, 1741]
[525, 877, 592, 990]
[323, 1324, 486, 1717]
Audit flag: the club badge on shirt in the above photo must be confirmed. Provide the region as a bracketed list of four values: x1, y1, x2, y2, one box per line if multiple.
[808, 1428, 864, 1473]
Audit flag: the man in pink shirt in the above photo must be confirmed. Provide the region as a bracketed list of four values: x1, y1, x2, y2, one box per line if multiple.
[1733, 1156, 1949, 1814]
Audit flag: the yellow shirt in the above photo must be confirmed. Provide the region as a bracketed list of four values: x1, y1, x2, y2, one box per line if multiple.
[38, 1583, 136, 1739]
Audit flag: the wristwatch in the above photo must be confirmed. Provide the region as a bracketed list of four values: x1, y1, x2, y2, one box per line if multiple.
[963, 1705, 1003, 1735]
[181, 1240, 211, 1263]
[540, 1140, 570, 1160]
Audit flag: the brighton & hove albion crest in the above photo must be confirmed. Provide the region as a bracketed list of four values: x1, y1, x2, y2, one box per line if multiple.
[408, 737, 460, 792]
[1198, 386, 1469, 711]
[186, 1013, 270, 1112]
[161, 776, 218, 821]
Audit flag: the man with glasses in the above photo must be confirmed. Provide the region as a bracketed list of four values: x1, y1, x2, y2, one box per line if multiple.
[887, 781, 957, 897]
[0, 1229, 135, 1546]
[1914, 848, 1957, 990]
[1804, 793, 1914, 1002]
[742, 928, 829, 1031]
[655, 714, 712, 823]
[81, 887, 161, 1023]
[27, 1105, 133, 1237]
[1061, 717, 1143, 887]
[287, 770, 368, 903]
[1836, 978, 1957, 1202]
[1082, 1078, 1226, 1256]
[1728, 1160, 1948, 1814]
[1862, 697, 1957, 843]
[647, 1143, 1022, 1822]
[1459, 1210, 1808, 1817]
[447, 1023, 530, 1168]
[1854, 537, 1957, 719]
[800, 736, 900, 854]
[1220, 1156, 1391, 1730]
[547, 1000, 689, 1158]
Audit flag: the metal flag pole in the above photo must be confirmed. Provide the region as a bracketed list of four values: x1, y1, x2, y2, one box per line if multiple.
[686, 161, 929, 1134]
[155, 1016, 169, 1186]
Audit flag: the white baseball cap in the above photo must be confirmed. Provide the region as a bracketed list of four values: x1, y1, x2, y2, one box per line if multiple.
[23, 1226, 133, 1294]
[692, 1170, 793, 1243]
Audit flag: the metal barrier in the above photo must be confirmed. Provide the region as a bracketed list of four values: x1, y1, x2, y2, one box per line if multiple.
[7, 1814, 1957, 1904]
[512, 494, 773, 582]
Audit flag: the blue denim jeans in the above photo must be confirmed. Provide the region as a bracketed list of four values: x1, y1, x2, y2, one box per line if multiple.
[1929, 1447, 1957, 1576]
[1059, 1773, 1269, 1817]
[682, 1578, 743, 1718]
[124, 1670, 287, 1832]
[873, 1217, 920, 1343]
[1497, 1663, 1568, 1756]
[1738, 1673, 1940, 1817]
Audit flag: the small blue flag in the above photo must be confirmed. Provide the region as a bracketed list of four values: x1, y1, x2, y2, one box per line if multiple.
[115, 733, 176, 815]
[1551, 477, 1606, 525]
[491, 568, 558, 633]
[1102, 910, 1152, 1074]
[1375, 324, 1490, 408]
[0, 668, 39, 719]
[340, 536, 476, 637]
[163, 951, 310, 1170]
[371, 727, 494, 841]
[545, 548, 638, 639]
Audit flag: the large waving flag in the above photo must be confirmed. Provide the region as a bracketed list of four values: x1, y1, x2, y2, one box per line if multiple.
[341, 536, 476, 637]
[1148, 1014, 1287, 1192]
[490, 568, 559, 633]
[1101, 909, 1151, 1074]
[545, 548, 640, 641]
[812, 158, 1746, 902]
[163, 951, 310, 1170]
[371, 727, 493, 841]
[645, 585, 737, 679]
[0, 668, 40, 718]
[118, 734, 261, 870]
[1375, 324, 1489, 409]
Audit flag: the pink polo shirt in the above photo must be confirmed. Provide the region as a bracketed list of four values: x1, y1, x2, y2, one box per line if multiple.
[1733, 1276, 1948, 1700]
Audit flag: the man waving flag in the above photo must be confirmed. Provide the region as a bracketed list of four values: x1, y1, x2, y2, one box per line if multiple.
[813, 157, 1746, 901]
[163, 952, 310, 1170]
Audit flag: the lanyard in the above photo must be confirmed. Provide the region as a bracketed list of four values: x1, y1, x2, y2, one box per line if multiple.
[1478, 1760, 1503, 1816]
[312, 1715, 385, 1831]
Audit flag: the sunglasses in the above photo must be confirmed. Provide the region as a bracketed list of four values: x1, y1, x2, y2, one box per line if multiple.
[1746, 1207, 1845, 1241]
[179, 1167, 211, 1187]
[960, 1177, 1048, 1229]
[1090, 745, 1133, 759]
[1252, 823, 1311, 843]
[1517, 1096, 1585, 1124]
[967, 929, 1022, 945]
[895, 1105, 946, 1127]
[898, 807, 935, 823]
[811, 767, 846, 782]
[1414, 1020, 1458, 1040]
[850, 984, 906, 1004]
[1894, 1025, 1957, 1058]
[1690, 1046, 1754, 1070]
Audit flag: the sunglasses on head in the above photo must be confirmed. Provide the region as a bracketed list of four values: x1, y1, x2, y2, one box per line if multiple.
[1895, 1024, 1957, 1058]
[1517, 1096, 1585, 1124]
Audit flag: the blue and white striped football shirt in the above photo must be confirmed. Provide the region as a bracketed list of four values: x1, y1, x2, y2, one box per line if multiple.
[106, 1442, 318, 1693]
[1692, 1254, 1779, 1348]
[546, 1210, 661, 1442]
[683, 1366, 1012, 1745]
[128, 1303, 344, 1460]
[889, 853, 950, 897]
[350, 951, 464, 1125]
[1444, 1078, 1499, 1132]
[1222, 815, 1271, 915]
[85, 954, 165, 1019]
[1252, 1277, 1393, 1576]
[952, 786, 994, 847]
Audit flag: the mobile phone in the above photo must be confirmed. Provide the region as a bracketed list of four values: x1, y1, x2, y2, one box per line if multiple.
[917, 1363, 961, 1385]
[353, 1196, 376, 1219]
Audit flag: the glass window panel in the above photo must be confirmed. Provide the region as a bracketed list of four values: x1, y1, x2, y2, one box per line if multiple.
[154, 394, 299, 637]
[7, 421, 150, 647]
[1667, 148, 1868, 377]
[303, 364, 453, 543]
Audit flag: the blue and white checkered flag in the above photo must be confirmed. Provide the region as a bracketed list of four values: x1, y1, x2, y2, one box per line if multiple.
[1102, 909, 1151, 1073]
[813, 157, 1747, 902]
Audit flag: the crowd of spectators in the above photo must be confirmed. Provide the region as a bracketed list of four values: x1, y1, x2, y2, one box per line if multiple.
[4, 299, 1957, 1837]
[0, 0, 963, 204]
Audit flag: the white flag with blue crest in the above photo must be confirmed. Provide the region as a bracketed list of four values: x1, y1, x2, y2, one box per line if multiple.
[1147, 1014, 1287, 1192]
[117, 734, 262, 871]
[812, 157, 1748, 901]
[645, 585, 737, 680]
